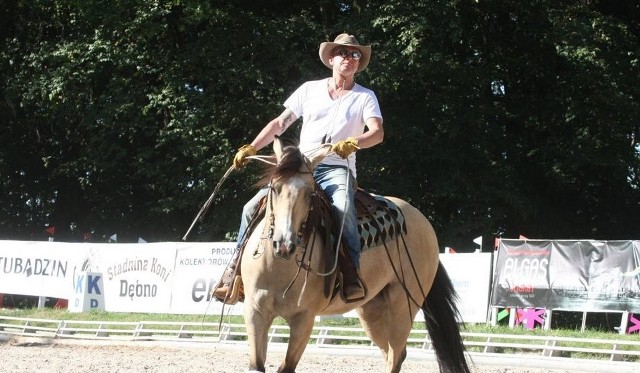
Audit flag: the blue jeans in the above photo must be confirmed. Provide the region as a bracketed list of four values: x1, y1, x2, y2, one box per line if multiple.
[236, 165, 360, 267]
[236, 186, 269, 248]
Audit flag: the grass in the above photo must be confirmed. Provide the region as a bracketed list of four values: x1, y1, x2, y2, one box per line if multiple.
[1, 307, 639, 361]
[2, 307, 638, 340]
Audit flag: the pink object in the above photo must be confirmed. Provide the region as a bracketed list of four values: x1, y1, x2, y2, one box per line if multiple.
[516, 308, 545, 329]
[628, 314, 640, 334]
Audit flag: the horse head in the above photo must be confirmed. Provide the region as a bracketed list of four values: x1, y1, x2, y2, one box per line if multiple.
[266, 137, 329, 260]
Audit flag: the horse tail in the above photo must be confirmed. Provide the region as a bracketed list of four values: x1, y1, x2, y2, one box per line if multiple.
[422, 261, 471, 373]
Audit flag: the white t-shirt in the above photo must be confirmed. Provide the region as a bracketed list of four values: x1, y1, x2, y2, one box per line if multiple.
[283, 78, 382, 178]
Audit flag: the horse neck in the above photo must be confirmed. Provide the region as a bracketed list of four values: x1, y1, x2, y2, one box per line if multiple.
[302, 187, 338, 271]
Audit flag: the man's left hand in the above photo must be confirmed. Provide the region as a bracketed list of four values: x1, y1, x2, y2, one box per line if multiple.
[331, 137, 360, 159]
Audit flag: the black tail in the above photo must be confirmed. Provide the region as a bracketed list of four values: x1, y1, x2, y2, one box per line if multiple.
[423, 261, 471, 373]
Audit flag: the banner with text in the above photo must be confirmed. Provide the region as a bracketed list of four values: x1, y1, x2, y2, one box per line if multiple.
[84, 242, 177, 313]
[0, 241, 88, 299]
[491, 239, 640, 312]
[0, 240, 235, 314]
[1, 240, 490, 318]
[440, 252, 493, 323]
[170, 242, 238, 315]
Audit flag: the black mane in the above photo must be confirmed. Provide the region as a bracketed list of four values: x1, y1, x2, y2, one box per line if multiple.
[258, 140, 305, 187]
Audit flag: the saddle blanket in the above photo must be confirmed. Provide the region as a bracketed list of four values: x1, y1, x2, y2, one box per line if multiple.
[356, 193, 407, 251]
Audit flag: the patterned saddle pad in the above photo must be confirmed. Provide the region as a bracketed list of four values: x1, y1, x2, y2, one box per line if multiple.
[355, 190, 407, 251]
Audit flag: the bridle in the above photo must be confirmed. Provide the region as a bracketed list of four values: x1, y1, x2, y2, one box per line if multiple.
[256, 155, 348, 304]
[255, 151, 315, 256]
[262, 181, 315, 255]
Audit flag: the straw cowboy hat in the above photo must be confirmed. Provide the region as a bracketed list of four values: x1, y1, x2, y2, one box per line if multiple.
[319, 33, 372, 73]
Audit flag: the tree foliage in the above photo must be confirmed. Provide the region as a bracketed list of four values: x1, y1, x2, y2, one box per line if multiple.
[1, 0, 639, 249]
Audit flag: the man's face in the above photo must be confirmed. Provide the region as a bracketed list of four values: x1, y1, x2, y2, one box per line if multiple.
[330, 47, 361, 75]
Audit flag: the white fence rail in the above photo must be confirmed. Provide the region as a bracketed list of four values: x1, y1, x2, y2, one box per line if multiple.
[1, 316, 639, 363]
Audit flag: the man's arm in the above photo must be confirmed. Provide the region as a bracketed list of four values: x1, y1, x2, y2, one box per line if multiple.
[354, 117, 384, 149]
[250, 109, 298, 151]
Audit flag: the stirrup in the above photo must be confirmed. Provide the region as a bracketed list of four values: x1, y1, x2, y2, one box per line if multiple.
[213, 275, 244, 305]
[339, 268, 366, 304]
[342, 281, 366, 303]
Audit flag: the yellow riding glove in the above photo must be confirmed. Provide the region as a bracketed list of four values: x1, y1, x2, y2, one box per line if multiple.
[233, 144, 257, 168]
[331, 137, 360, 159]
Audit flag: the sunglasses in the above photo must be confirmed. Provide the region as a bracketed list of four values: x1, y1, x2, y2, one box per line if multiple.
[333, 49, 362, 60]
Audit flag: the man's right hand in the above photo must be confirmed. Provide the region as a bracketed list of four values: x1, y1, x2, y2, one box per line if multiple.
[233, 144, 257, 169]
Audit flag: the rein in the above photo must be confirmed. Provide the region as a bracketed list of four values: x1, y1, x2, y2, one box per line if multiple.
[182, 164, 235, 241]
[260, 152, 350, 305]
[182, 155, 277, 241]
[279, 186, 339, 305]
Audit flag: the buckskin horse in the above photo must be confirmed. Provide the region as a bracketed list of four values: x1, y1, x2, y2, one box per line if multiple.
[240, 137, 470, 373]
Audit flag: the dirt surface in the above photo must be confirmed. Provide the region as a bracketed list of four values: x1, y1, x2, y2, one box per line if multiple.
[0, 335, 637, 373]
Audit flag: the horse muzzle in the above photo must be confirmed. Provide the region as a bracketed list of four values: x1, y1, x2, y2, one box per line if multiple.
[272, 239, 295, 260]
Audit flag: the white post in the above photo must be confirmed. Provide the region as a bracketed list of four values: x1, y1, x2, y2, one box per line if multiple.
[40, 237, 55, 308]
[619, 311, 629, 335]
[544, 309, 552, 330]
[508, 308, 516, 328]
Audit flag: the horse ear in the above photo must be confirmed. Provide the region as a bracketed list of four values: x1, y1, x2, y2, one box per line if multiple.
[273, 136, 284, 163]
[305, 144, 332, 171]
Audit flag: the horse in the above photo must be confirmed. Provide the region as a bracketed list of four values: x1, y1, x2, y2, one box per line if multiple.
[240, 137, 470, 373]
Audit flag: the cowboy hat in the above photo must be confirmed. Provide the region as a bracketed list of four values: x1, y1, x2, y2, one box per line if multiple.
[319, 33, 371, 73]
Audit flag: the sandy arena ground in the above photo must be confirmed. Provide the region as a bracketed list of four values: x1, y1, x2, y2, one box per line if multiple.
[1, 335, 638, 373]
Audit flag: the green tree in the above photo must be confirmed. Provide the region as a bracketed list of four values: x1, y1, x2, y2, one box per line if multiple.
[356, 0, 640, 249]
[1, 0, 639, 250]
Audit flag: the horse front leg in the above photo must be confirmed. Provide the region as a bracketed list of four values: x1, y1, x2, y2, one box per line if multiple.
[244, 305, 274, 373]
[276, 313, 315, 373]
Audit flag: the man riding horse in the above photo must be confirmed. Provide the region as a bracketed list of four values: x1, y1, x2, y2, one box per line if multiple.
[213, 33, 384, 303]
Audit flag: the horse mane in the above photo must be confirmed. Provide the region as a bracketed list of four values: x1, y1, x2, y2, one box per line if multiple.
[256, 138, 306, 188]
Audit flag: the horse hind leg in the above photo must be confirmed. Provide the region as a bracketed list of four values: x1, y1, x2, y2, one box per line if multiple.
[383, 283, 417, 373]
[356, 291, 390, 358]
[357, 285, 413, 373]
[276, 314, 316, 373]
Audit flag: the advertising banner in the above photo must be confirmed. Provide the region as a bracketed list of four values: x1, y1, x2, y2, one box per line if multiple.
[491, 239, 640, 312]
[440, 252, 493, 323]
[81, 242, 177, 313]
[170, 242, 239, 315]
[1, 241, 494, 318]
[0, 241, 244, 315]
[0, 240, 89, 299]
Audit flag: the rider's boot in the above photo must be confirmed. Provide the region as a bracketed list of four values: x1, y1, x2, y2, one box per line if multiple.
[211, 251, 243, 304]
[212, 264, 235, 299]
[342, 264, 366, 302]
